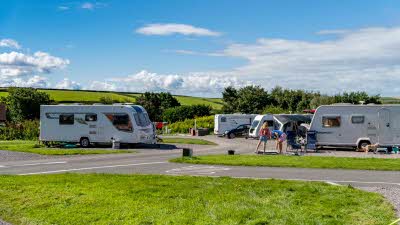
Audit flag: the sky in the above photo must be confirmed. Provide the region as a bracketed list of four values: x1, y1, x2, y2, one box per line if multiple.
[1, 0, 400, 97]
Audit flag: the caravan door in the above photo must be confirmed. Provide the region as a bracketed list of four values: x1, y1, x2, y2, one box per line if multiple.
[378, 108, 393, 143]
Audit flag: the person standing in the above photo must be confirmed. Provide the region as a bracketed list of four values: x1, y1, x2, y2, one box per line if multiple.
[272, 130, 287, 154]
[255, 122, 271, 153]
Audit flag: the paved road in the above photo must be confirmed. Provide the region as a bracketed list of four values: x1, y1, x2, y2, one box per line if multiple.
[0, 136, 399, 188]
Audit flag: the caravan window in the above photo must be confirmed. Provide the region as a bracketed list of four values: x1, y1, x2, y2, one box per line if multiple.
[351, 115, 364, 124]
[105, 113, 132, 132]
[322, 116, 340, 128]
[220, 117, 226, 122]
[59, 114, 74, 125]
[265, 120, 274, 127]
[85, 114, 97, 122]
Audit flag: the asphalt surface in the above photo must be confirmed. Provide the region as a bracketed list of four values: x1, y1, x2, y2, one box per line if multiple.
[0, 136, 399, 188]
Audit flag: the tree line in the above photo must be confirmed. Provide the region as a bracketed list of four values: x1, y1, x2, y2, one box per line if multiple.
[222, 85, 381, 114]
[0, 86, 382, 125]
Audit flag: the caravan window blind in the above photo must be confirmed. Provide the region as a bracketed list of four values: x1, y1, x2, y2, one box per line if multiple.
[322, 116, 340, 128]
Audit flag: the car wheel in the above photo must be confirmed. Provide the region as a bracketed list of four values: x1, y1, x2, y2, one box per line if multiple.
[229, 133, 235, 139]
[80, 137, 90, 148]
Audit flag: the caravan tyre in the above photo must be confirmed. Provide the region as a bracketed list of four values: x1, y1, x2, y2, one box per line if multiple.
[358, 140, 371, 150]
[80, 138, 90, 148]
[229, 133, 235, 139]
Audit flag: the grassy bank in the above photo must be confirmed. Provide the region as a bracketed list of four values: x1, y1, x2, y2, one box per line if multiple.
[171, 155, 400, 171]
[0, 174, 395, 225]
[160, 137, 217, 145]
[0, 140, 134, 155]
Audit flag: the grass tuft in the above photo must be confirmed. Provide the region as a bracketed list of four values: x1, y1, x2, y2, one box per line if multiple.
[160, 137, 217, 145]
[171, 154, 400, 171]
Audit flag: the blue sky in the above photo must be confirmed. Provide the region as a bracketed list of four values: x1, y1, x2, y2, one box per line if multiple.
[1, 0, 400, 97]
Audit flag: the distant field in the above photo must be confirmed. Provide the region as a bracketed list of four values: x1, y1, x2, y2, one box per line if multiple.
[125, 93, 223, 109]
[380, 97, 400, 104]
[0, 88, 223, 109]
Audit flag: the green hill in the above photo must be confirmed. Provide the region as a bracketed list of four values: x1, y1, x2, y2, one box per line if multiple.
[0, 88, 223, 109]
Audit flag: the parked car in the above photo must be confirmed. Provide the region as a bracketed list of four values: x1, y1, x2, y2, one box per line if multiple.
[222, 124, 251, 139]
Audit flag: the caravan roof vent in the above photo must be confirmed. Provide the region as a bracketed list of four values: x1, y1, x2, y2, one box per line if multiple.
[93, 103, 104, 105]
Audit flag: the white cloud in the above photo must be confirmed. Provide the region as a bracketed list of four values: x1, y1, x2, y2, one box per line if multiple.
[219, 26, 400, 95]
[0, 75, 50, 88]
[80, 2, 106, 10]
[56, 78, 82, 90]
[0, 39, 21, 49]
[81, 2, 94, 9]
[0, 51, 69, 78]
[94, 70, 250, 97]
[89, 81, 117, 91]
[136, 23, 221, 36]
[57, 6, 70, 11]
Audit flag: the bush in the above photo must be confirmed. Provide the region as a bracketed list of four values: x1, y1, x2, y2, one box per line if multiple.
[163, 105, 212, 123]
[0, 120, 40, 140]
[168, 116, 214, 134]
[263, 106, 289, 114]
[1, 87, 52, 122]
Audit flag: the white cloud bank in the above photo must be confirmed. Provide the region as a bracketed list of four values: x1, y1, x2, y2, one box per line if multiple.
[56, 78, 82, 90]
[0, 39, 21, 49]
[90, 70, 250, 97]
[136, 23, 221, 36]
[219, 27, 400, 95]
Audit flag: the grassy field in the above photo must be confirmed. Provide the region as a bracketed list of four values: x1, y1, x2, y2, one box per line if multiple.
[0, 88, 223, 109]
[0, 140, 134, 155]
[0, 174, 395, 225]
[172, 155, 400, 171]
[380, 97, 400, 104]
[160, 137, 217, 145]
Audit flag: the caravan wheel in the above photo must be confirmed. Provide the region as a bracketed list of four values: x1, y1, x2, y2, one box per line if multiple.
[358, 140, 371, 150]
[80, 138, 90, 148]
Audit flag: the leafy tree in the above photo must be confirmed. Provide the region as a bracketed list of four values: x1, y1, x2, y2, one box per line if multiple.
[99, 96, 120, 104]
[135, 92, 180, 121]
[159, 92, 181, 109]
[221, 86, 238, 113]
[263, 106, 288, 114]
[2, 87, 52, 122]
[236, 85, 270, 114]
[136, 92, 162, 121]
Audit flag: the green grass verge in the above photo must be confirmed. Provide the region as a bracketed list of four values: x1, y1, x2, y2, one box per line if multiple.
[0, 174, 395, 225]
[160, 137, 217, 145]
[171, 155, 400, 171]
[0, 140, 134, 155]
[41, 90, 136, 103]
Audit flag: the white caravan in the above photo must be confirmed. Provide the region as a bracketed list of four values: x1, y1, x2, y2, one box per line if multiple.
[273, 114, 313, 133]
[248, 114, 275, 138]
[40, 104, 156, 147]
[248, 114, 312, 138]
[214, 114, 257, 135]
[309, 104, 400, 148]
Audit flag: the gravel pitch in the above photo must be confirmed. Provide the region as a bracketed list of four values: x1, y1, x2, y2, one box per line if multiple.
[359, 186, 400, 218]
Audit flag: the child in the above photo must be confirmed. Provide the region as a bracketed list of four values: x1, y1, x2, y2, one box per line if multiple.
[255, 122, 271, 153]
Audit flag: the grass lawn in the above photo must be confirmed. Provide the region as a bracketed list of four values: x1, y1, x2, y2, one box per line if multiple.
[0, 140, 134, 155]
[0, 174, 395, 225]
[171, 155, 400, 171]
[41, 90, 136, 103]
[160, 137, 217, 145]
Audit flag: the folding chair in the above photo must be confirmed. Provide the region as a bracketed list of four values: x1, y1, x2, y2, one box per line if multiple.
[286, 131, 302, 153]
